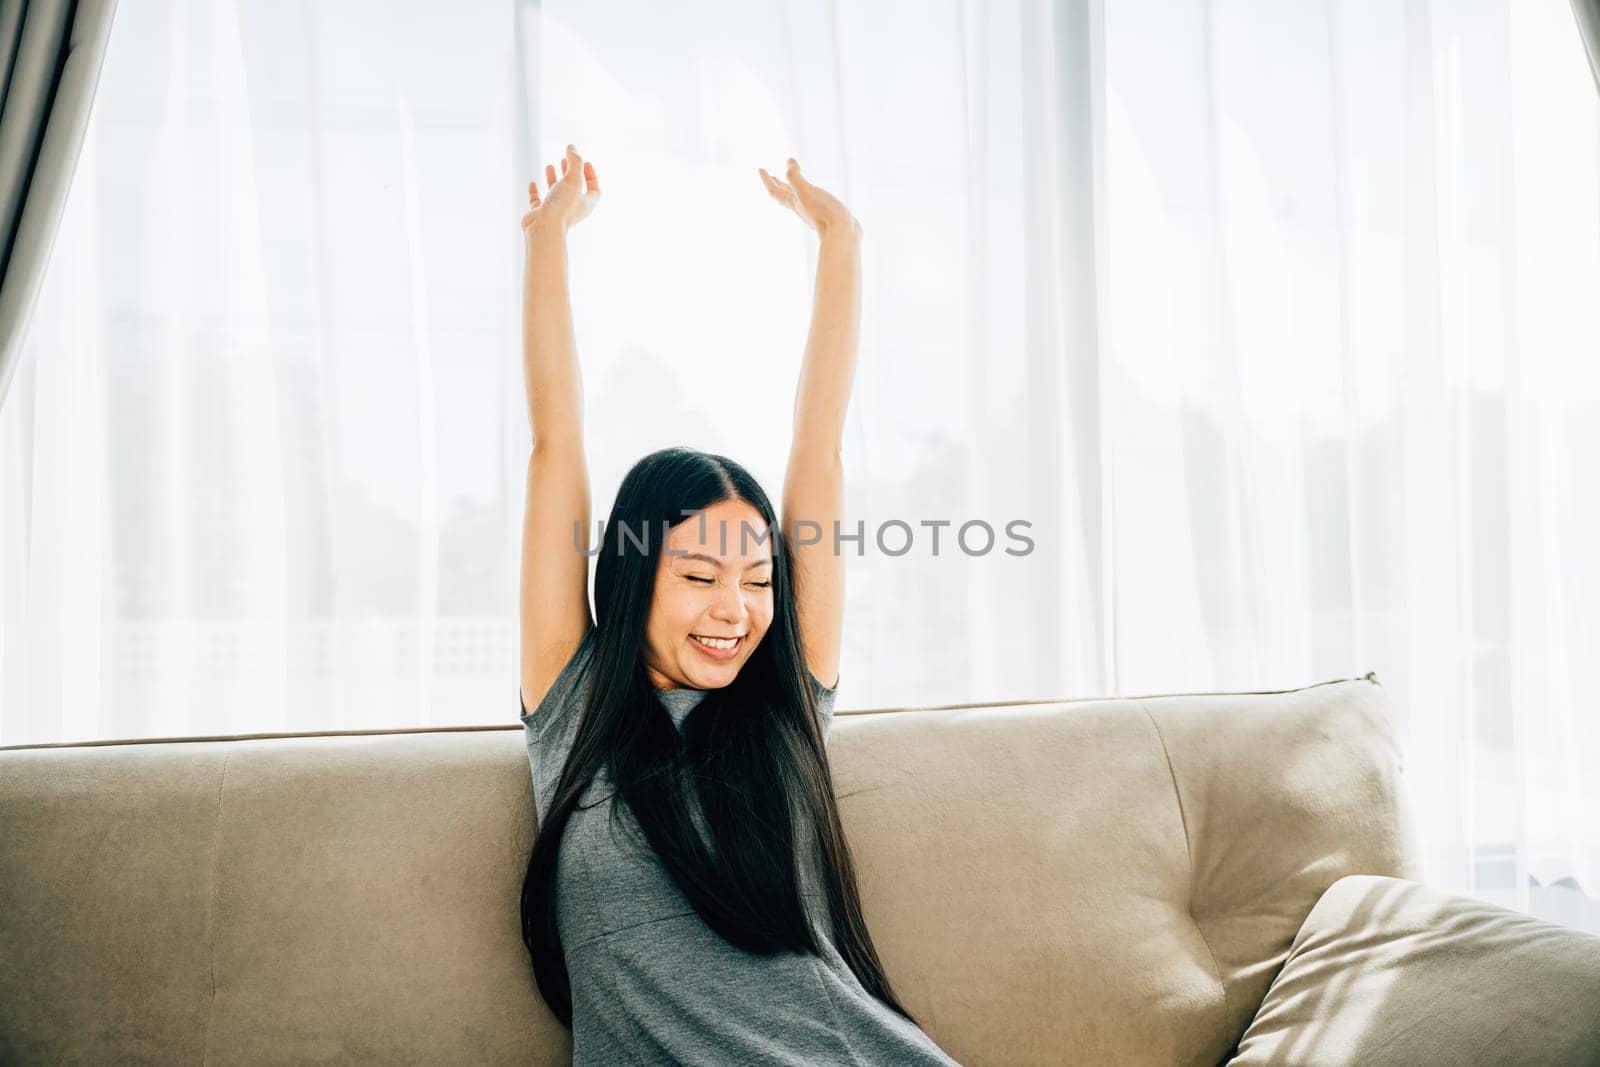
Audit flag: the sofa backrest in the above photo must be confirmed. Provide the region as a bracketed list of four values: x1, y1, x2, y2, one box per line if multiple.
[0, 674, 1420, 1065]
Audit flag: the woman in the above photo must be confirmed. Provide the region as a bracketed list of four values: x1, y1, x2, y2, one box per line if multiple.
[515, 145, 960, 1065]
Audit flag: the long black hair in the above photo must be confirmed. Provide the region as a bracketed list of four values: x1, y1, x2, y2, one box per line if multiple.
[519, 446, 916, 1028]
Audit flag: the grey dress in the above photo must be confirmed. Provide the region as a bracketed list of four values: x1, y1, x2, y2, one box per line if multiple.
[520, 625, 961, 1066]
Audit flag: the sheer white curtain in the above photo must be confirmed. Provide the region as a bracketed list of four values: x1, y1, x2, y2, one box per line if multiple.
[1098, 0, 1600, 933]
[2, 0, 1597, 934]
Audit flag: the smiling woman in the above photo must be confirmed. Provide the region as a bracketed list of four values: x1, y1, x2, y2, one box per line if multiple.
[514, 145, 956, 1065]
[519, 446, 957, 1066]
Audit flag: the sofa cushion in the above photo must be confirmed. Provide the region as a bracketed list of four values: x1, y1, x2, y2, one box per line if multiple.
[786, 675, 1422, 1063]
[1228, 874, 1600, 1065]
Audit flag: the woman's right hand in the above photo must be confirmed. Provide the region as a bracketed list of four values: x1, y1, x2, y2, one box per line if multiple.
[523, 144, 600, 243]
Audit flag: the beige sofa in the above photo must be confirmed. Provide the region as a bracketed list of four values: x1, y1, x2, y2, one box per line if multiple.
[3, 673, 1598, 1064]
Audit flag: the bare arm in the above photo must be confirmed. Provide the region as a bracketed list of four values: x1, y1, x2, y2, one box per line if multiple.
[523, 225, 586, 450]
[761, 160, 863, 692]
[520, 148, 601, 719]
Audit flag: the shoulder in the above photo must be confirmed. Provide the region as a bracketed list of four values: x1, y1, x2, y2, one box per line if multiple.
[521, 624, 599, 741]
[807, 669, 839, 735]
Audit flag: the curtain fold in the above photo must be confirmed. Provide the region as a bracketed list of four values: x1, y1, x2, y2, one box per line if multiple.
[1573, 0, 1600, 95]
[0, 0, 118, 412]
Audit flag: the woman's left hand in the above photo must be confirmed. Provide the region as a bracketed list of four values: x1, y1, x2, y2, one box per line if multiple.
[758, 158, 861, 238]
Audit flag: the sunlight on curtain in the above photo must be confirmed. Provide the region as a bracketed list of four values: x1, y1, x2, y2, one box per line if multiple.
[1100, 0, 1600, 933]
[1, 0, 1596, 934]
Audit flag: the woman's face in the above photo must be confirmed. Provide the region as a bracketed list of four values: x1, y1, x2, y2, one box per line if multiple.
[642, 497, 775, 690]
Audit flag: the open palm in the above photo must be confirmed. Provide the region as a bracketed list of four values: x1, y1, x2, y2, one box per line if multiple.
[523, 144, 601, 239]
[758, 158, 859, 237]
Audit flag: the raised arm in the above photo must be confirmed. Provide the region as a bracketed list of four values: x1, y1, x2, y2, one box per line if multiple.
[759, 159, 862, 691]
[520, 146, 601, 720]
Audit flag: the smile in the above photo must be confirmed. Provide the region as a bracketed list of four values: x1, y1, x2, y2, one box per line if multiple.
[690, 634, 743, 658]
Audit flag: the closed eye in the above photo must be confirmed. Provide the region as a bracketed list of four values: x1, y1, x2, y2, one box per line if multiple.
[686, 576, 713, 584]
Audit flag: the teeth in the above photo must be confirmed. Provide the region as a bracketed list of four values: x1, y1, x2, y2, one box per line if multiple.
[693, 635, 740, 650]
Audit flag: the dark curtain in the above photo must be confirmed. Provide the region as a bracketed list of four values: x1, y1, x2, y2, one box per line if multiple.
[1574, 0, 1600, 98]
[0, 0, 118, 412]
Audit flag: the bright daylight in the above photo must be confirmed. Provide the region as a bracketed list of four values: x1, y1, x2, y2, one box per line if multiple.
[1, 1, 1599, 1063]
